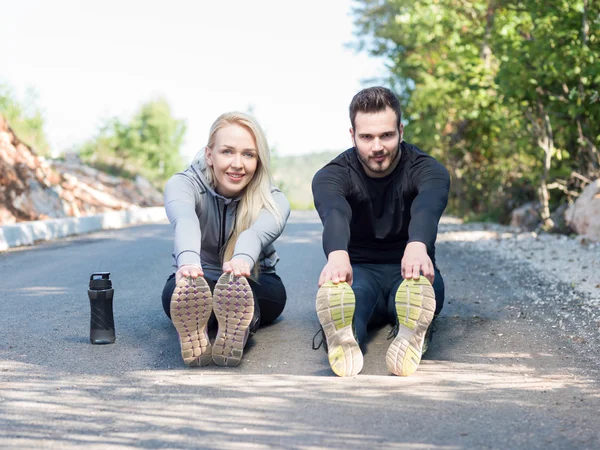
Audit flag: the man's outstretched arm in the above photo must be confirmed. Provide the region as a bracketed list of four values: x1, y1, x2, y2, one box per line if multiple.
[312, 164, 353, 286]
[403, 158, 450, 282]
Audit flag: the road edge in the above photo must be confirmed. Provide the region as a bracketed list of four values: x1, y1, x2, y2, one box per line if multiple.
[0, 206, 167, 251]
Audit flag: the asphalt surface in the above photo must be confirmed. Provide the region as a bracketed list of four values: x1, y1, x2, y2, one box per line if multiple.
[1, 211, 599, 449]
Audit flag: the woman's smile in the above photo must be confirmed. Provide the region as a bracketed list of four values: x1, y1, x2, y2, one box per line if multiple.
[205, 123, 258, 197]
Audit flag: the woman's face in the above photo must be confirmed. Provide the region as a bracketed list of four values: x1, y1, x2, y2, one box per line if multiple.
[205, 124, 259, 198]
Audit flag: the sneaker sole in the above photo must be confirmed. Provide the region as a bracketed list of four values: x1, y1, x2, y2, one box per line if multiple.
[316, 281, 363, 377]
[170, 276, 213, 367]
[386, 277, 436, 376]
[212, 273, 254, 367]
[421, 315, 438, 356]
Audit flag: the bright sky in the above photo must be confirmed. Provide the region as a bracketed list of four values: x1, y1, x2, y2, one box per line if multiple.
[2, 0, 385, 162]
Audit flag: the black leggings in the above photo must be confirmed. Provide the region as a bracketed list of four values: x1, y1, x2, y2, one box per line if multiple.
[161, 272, 287, 332]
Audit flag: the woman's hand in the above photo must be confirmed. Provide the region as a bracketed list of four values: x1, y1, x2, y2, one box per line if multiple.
[176, 265, 204, 283]
[222, 258, 252, 277]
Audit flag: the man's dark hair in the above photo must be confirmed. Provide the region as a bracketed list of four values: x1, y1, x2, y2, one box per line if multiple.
[349, 86, 402, 129]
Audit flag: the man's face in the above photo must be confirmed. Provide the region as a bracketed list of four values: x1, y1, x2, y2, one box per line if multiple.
[350, 107, 403, 178]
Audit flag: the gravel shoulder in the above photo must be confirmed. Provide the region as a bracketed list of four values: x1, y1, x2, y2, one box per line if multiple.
[437, 217, 600, 370]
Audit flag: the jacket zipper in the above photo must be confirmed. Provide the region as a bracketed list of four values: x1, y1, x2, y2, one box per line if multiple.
[219, 203, 228, 251]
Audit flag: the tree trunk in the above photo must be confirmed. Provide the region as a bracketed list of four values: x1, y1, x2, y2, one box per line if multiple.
[480, 1, 495, 69]
[539, 112, 554, 229]
[526, 106, 555, 230]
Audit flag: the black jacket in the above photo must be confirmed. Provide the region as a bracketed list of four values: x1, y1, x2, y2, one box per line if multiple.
[311, 142, 450, 265]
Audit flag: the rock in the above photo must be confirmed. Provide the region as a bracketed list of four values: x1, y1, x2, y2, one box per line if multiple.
[565, 179, 600, 242]
[63, 152, 81, 164]
[0, 114, 164, 225]
[0, 206, 15, 225]
[11, 178, 67, 220]
[135, 175, 164, 205]
[549, 203, 570, 233]
[510, 201, 540, 230]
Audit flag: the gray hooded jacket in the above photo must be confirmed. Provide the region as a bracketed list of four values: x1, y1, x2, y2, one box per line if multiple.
[164, 160, 290, 278]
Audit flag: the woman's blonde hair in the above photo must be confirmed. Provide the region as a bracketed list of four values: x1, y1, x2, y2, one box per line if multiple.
[194, 112, 283, 270]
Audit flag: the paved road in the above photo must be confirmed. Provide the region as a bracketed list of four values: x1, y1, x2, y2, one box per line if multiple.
[1, 211, 599, 449]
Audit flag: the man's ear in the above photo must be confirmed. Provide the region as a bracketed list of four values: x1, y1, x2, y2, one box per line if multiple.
[399, 123, 404, 142]
[205, 146, 213, 166]
[349, 127, 356, 147]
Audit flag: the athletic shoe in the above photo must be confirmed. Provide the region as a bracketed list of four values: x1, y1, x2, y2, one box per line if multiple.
[211, 273, 254, 367]
[386, 277, 436, 376]
[421, 317, 438, 356]
[170, 276, 213, 367]
[312, 326, 328, 352]
[315, 281, 363, 377]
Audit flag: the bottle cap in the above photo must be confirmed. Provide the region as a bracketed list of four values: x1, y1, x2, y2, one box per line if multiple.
[89, 272, 112, 290]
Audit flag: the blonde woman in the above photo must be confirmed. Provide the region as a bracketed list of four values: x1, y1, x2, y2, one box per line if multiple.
[162, 112, 290, 367]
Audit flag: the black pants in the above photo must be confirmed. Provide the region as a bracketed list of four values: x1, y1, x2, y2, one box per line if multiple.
[351, 263, 445, 346]
[161, 272, 287, 333]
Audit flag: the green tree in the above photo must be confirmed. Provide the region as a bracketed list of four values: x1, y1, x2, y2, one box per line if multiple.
[494, 0, 600, 226]
[79, 97, 186, 188]
[352, 0, 599, 223]
[0, 82, 50, 156]
[353, 0, 529, 220]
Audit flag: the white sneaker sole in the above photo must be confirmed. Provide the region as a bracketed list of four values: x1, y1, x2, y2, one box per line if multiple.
[212, 273, 254, 367]
[170, 276, 213, 367]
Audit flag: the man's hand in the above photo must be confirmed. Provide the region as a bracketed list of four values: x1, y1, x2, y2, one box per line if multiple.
[402, 241, 435, 284]
[319, 250, 352, 287]
[176, 264, 204, 283]
[223, 258, 252, 277]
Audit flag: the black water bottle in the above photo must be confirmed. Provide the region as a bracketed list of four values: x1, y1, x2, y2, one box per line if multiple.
[88, 272, 116, 344]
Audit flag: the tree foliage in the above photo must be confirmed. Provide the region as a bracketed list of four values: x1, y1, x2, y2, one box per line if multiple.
[352, 0, 600, 224]
[0, 82, 50, 156]
[79, 97, 186, 188]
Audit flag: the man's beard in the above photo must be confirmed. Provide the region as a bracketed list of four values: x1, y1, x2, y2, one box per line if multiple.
[357, 145, 400, 174]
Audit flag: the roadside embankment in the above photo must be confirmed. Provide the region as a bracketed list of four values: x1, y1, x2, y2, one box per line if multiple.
[0, 206, 167, 251]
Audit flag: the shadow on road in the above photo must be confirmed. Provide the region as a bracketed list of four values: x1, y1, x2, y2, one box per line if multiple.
[1, 214, 599, 448]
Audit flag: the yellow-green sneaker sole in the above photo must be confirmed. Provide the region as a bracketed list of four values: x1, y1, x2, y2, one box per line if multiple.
[316, 281, 363, 377]
[386, 277, 436, 376]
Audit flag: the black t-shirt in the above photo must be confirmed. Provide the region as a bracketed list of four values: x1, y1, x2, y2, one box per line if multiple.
[311, 142, 450, 265]
[364, 163, 400, 219]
